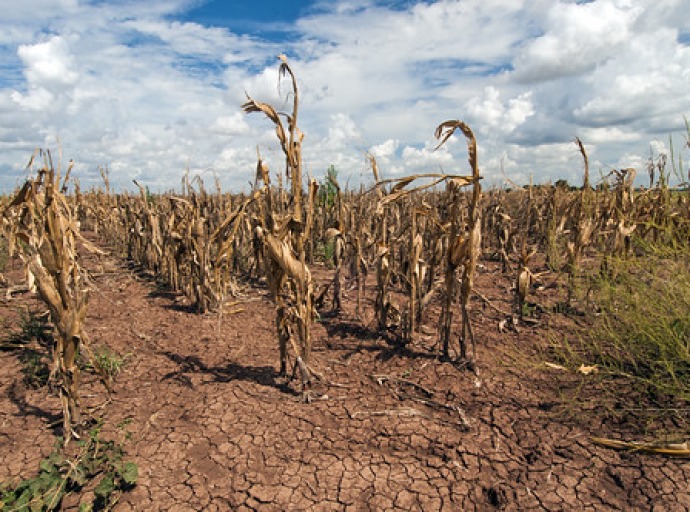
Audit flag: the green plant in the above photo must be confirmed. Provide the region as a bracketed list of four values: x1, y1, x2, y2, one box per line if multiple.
[10, 309, 52, 347]
[144, 185, 155, 206]
[1, 421, 138, 511]
[0, 235, 9, 272]
[315, 239, 336, 268]
[20, 351, 50, 389]
[521, 301, 536, 319]
[317, 165, 339, 210]
[551, 245, 690, 409]
[84, 346, 130, 380]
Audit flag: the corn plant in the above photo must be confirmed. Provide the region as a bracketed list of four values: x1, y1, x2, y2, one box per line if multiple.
[2, 150, 108, 441]
[515, 240, 536, 321]
[238, 55, 318, 393]
[435, 121, 482, 361]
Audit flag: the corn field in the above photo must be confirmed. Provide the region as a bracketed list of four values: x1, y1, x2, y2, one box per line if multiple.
[2, 56, 690, 433]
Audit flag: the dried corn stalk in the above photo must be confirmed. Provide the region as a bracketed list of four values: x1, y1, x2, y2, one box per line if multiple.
[3, 150, 106, 442]
[241, 56, 317, 394]
[515, 241, 536, 321]
[366, 141, 478, 350]
[566, 138, 595, 301]
[436, 121, 482, 361]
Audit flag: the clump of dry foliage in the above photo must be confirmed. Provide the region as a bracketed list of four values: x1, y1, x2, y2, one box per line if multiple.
[2, 59, 689, 438]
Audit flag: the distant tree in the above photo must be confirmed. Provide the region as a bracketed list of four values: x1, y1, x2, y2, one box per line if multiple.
[554, 179, 570, 190]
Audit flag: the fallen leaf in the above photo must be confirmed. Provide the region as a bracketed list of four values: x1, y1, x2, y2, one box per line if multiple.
[578, 364, 598, 375]
[590, 437, 690, 458]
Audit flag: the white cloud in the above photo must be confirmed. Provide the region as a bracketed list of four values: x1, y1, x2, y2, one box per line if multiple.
[17, 36, 79, 87]
[325, 113, 362, 149]
[210, 113, 250, 136]
[512, 1, 641, 83]
[0, 0, 689, 191]
[371, 139, 399, 159]
[11, 36, 79, 111]
[573, 28, 690, 131]
[2, 0, 79, 22]
[579, 126, 641, 144]
[464, 86, 534, 136]
[402, 141, 454, 170]
[649, 139, 667, 158]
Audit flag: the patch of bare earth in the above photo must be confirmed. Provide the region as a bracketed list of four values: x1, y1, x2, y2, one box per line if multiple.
[1, 237, 688, 510]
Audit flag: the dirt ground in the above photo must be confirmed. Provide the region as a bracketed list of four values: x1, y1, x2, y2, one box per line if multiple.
[1, 235, 689, 511]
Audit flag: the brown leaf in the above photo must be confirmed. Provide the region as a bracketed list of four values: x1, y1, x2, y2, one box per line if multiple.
[577, 364, 598, 375]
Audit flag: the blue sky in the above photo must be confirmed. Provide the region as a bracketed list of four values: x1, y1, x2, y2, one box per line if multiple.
[182, 0, 315, 36]
[0, 0, 689, 192]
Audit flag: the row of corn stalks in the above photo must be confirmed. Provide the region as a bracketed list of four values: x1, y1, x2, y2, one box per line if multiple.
[3, 58, 689, 408]
[71, 89, 690, 373]
[1, 150, 110, 441]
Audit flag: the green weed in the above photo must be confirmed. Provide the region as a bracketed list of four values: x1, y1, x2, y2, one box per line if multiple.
[11, 309, 52, 347]
[1, 420, 138, 511]
[550, 244, 690, 421]
[20, 351, 50, 389]
[84, 346, 131, 380]
[317, 165, 339, 210]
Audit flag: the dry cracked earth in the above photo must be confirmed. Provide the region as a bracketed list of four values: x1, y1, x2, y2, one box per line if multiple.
[1, 236, 689, 510]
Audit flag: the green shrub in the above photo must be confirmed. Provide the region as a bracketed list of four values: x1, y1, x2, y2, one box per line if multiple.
[1, 421, 138, 511]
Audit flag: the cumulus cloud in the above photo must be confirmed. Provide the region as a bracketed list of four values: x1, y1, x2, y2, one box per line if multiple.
[209, 113, 250, 136]
[371, 138, 399, 159]
[402, 141, 454, 171]
[573, 28, 690, 131]
[0, 0, 689, 191]
[17, 36, 78, 87]
[512, 1, 640, 83]
[2, 0, 79, 23]
[463, 86, 534, 136]
[11, 36, 79, 111]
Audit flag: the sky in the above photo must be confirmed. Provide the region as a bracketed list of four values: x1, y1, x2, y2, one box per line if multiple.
[1, 0, 689, 192]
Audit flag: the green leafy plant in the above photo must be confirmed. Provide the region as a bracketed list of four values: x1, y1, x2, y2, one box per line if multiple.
[10, 310, 52, 347]
[315, 240, 336, 268]
[317, 165, 339, 210]
[144, 185, 155, 206]
[1, 421, 138, 511]
[84, 346, 130, 380]
[521, 301, 537, 319]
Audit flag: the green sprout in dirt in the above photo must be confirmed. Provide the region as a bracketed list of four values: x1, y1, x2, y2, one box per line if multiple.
[20, 351, 50, 389]
[8, 309, 53, 348]
[83, 346, 131, 381]
[0, 420, 138, 511]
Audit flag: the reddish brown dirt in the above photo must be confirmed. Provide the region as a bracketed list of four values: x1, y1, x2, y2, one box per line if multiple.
[1, 238, 689, 510]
